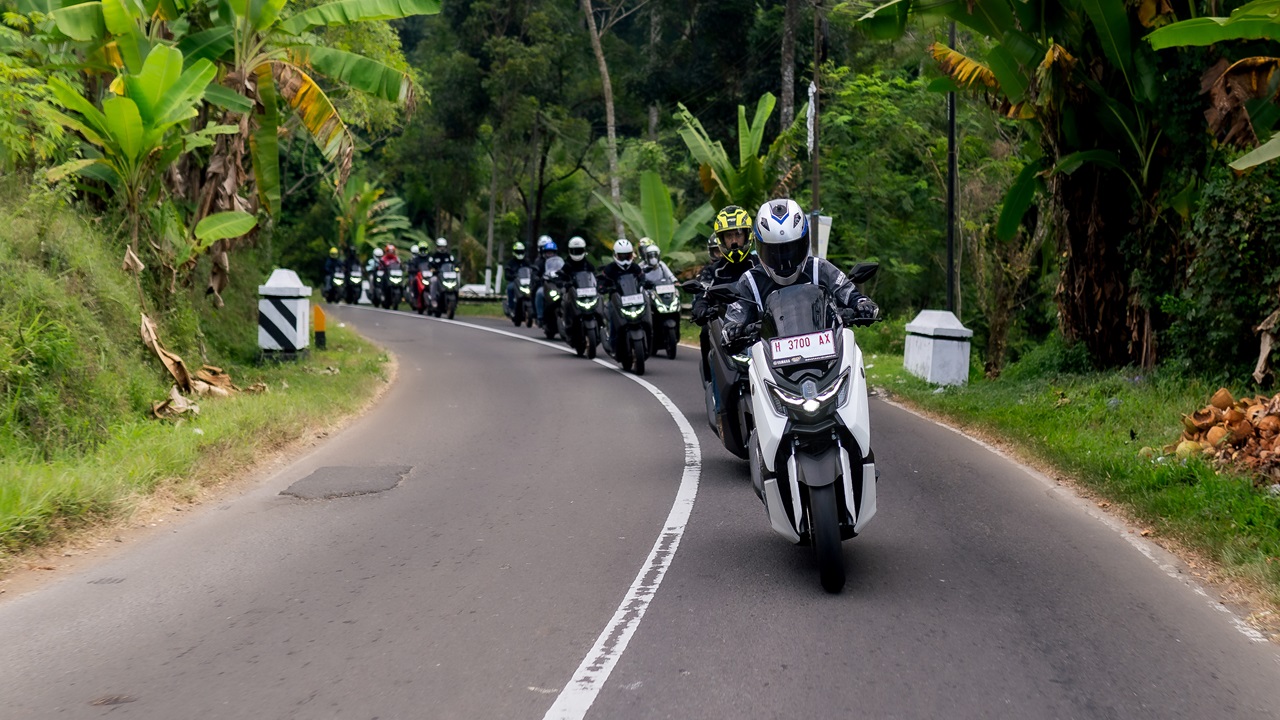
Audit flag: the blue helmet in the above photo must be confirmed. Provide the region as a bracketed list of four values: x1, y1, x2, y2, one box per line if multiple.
[544, 240, 558, 252]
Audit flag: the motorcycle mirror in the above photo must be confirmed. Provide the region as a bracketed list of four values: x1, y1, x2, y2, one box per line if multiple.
[847, 262, 879, 284]
[679, 279, 704, 294]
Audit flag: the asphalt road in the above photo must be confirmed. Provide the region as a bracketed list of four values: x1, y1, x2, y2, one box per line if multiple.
[1, 306, 1278, 719]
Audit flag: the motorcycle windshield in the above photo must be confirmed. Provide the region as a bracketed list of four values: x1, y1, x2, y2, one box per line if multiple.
[615, 274, 645, 306]
[572, 271, 597, 290]
[760, 284, 841, 368]
[517, 267, 534, 281]
[545, 256, 565, 276]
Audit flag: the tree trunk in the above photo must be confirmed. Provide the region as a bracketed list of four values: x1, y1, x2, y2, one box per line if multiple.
[1052, 165, 1139, 367]
[780, 0, 798, 128]
[580, 0, 624, 239]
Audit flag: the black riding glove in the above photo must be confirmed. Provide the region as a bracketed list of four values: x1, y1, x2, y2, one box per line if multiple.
[840, 298, 879, 325]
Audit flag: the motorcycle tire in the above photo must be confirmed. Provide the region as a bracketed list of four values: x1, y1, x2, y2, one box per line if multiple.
[447, 299, 456, 320]
[809, 484, 846, 593]
[666, 327, 678, 360]
[587, 327, 598, 359]
[632, 338, 646, 376]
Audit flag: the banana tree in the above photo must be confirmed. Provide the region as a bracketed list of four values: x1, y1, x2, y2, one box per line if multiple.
[675, 92, 804, 213]
[859, 0, 1183, 368]
[44, 44, 254, 260]
[188, 0, 439, 221]
[334, 176, 412, 252]
[1148, 0, 1280, 169]
[593, 171, 714, 261]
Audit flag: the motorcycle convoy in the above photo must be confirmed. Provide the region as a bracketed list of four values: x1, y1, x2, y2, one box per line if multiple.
[328, 199, 884, 593]
[325, 238, 460, 319]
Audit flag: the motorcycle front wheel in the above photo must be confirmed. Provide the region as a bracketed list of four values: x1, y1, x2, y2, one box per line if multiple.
[586, 327, 598, 359]
[632, 338, 646, 376]
[447, 297, 456, 320]
[666, 326, 678, 359]
[809, 484, 845, 593]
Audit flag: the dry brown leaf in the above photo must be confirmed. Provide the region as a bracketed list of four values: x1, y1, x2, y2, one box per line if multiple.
[140, 314, 192, 392]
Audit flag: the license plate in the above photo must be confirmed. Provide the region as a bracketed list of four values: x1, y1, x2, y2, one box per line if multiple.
[655, 284, 676, 295]
[442, 272, 457, 279]
[391, 270, 403, 277]
[519, 278, 531, 286]
[621, 293, 645, 306]
[770, 330, 836, 365]
[576, 287, 597, 298]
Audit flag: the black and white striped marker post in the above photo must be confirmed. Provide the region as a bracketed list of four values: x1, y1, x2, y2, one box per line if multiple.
[257, 269, 312, 360]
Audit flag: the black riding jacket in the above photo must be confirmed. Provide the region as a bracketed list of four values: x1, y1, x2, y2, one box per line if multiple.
[597, 261, 645, 290]
[426, 250, 454, 271]
[505, 256, 531, 281]
[560, 258, 597, 281]
[691, 256, 758, 324]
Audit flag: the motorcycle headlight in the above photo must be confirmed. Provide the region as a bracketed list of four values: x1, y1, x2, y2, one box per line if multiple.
[656, 298, 679, 313]
[576, 298, 597, 310]
[519, 286, 531, 296]
[443, 280, 458, 289]
[731, 352, 751, 368]
[550, 289, 561, 302]
[621, 305, 644, 319]
[766, 370, 849, 417]
[333, 277, 344, 285]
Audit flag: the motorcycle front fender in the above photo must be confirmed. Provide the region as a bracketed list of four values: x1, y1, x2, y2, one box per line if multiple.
[663, 318, 678, 330]
[583, 316, 598, 330]
[627, 326, 646, 342]
[795, 445, 840, 489]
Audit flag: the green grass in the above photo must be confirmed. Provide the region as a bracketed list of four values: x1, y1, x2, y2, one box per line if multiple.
[864, 350, 1280, 604]
[0, 179, 389, 562]
[455, 300, 504, 318]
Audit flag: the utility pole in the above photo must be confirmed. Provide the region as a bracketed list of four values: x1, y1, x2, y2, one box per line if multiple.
[945, 21, 958, 314]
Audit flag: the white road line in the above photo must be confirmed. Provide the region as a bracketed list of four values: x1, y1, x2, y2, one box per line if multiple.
[350, 307, 703, 716]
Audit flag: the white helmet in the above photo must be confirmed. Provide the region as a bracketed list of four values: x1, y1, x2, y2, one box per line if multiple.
[436, 237, 447, 249]
[613, 238, 635, 269]
[373, 247, 384, 258]
[643, 244, 660, 268]
[754, 199, 810, 285]
[410, 244, 420, 255]
[536, 235, 553, 252]
[567, 236, 587, 261]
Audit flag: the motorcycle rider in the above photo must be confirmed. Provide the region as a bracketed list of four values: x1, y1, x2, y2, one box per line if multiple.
[561, 236, 595, 277]
[692, 205, 759, 381]
[323, 246, 342, 295]
[642, 244, 676, 286]
[597, 238, 647, 353]
[380, 243, 400, 269]
[721, 199, 879, 351]
[504, 241, 530, 311]
[533, 239, 562, 326]
[426, 237, 454, 271]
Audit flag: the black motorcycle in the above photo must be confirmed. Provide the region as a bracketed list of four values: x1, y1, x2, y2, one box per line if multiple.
[559, 270, 602, 359]
[430, 261, 460, 319]
[683, 279, 753, 459]
[345, 264, 363, 304]
[323, 267, 343, 303]
[647, 277, 682, 360]
[604, 274, 652, 376]
[381, 261, 404, 310]
[505, 266, 535, 327]
[540, 257, 566, 339]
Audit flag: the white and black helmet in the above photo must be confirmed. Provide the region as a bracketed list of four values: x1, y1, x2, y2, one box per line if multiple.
[373, 247, 384, 258]
[567, 236, 587, 261]
[435, 237, 448, 249]
[613, 238, 635, 269]
[536, 235, 553, 252]
[754, 199, 810, 285]
[643, 244, 661, 267]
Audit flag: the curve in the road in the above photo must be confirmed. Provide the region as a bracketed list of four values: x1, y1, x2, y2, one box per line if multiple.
[355, 306, 702, 720]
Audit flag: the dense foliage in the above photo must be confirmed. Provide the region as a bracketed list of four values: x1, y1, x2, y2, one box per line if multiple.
[3, 0, 1280, 381]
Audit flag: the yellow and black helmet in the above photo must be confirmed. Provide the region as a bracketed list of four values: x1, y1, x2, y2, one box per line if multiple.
[712, 205, 753, 262]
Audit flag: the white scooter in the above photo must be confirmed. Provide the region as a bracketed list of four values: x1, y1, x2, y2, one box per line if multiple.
[741, 262, 880, 593]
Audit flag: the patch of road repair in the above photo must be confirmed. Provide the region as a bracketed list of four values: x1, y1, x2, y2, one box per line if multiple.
[281, 465, 411, 500]
[350, 306, 701, 720]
